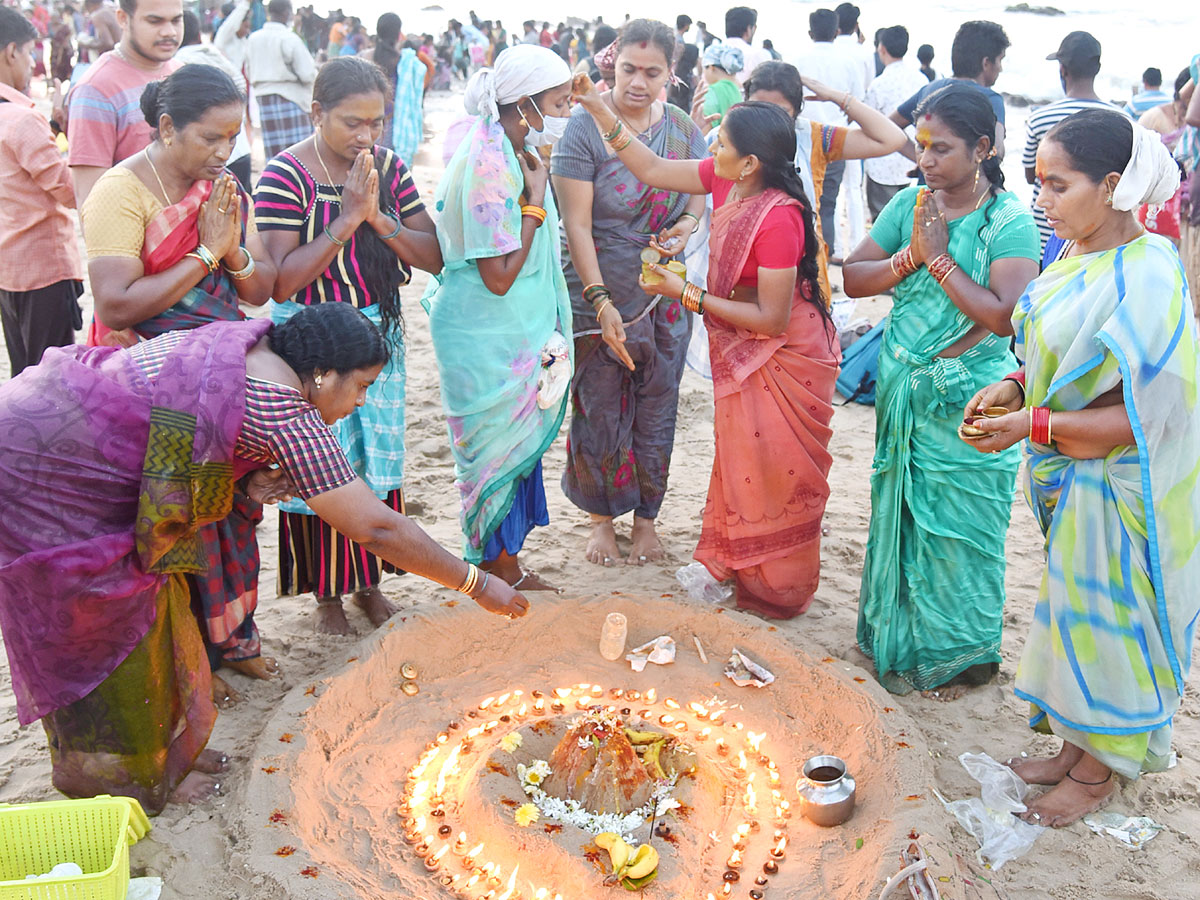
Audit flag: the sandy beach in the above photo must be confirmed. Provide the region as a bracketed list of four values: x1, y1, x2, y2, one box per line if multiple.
[1, 82, 1198, 900]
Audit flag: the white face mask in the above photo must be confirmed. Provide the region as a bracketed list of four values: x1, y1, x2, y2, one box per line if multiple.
[524, 98, 569, 147]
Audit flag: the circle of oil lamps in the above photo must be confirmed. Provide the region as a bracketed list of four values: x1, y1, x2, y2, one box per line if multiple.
[401, 662, 419, 680]
[399, 683, 793, 900]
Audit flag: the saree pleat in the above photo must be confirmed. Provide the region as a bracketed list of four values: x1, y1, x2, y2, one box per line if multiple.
[1012, 233, 1200, 778]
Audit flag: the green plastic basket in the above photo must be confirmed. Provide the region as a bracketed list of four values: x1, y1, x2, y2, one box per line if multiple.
[0, 795, 150, 900]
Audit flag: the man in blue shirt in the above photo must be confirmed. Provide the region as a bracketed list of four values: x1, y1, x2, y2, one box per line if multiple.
[1124, 67, 1170, 118]
[890, 20, 1009, 158]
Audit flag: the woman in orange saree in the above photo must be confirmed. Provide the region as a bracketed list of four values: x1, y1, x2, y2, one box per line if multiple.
[570, 82, 841, 617]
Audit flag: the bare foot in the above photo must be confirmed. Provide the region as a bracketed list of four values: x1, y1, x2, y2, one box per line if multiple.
[626, 516, 665, 566]
[1006, 742, 1084, 786]
[1019, 765, 1114, 827]
[315, 597, 356, 636]
[211, 673, 241, 709]
[585, 516, 621, 567]
[168, 771, 222, 804]
[223, 656, 280, 680]
[193, 748, 230, 774]
[920, 684, 969, 701]
[513, 570, 559, 591]
[352, 587, 397, 627]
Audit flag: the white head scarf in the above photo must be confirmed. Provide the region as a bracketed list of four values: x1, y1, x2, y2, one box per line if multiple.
[463, 45, 572, 121]
[1112, 122, 1181, 212]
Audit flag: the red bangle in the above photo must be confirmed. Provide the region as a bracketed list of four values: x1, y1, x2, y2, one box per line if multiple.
[1029, 406, 1052, 444]
[1004, 369, 1025, 386]
[927, 252, 958, 285]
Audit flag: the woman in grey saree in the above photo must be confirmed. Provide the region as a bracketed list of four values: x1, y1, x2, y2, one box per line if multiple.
[552, 19, 707, 566]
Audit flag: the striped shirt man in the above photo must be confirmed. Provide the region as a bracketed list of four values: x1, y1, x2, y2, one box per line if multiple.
[1023, 96, 1115, 249]
[66, 50, 179, 171]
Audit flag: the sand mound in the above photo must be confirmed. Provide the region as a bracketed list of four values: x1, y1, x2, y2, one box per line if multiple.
[243, 593, 930, 899]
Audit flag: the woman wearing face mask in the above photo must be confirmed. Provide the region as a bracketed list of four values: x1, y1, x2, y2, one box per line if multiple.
[422, 44, 574, 589]
[81, 64, 278, 702]
[255, 57, 442, 636]
[552, 19, 708, 568]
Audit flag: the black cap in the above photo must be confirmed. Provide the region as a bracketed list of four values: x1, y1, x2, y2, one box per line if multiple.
[1046, 31, 1101, 66]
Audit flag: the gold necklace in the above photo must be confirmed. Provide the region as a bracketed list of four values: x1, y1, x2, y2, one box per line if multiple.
[143, 146, 173, 206]
[313, 133, 340, 187]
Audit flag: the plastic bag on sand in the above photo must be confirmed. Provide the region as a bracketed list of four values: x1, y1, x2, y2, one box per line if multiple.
[676, 562, 732, 604]
[938, 752, 1040, 870]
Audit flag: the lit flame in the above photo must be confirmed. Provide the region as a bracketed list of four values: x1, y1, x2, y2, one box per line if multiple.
[498, 865, 519, 899]
[736, 823, 751, 837]
[435, 745, 462, 798]
[664, 697, 680, 709]
[411, 781, 429, 804]
[517, 703, 528, 717]
[747, 731, 765, 752]
[497, 692, 511, 706]
[737, 750, 748, 770]
[745, 779, 758, 814]
[467, 842, 484, 860]
[480, 696, 496, 710]
[728, 849, 742, 867]
[645, 688, 657, 702]
[689, 702, 708, 718]
[534, 889, 549, 900]
[431, 845, 449, 864]
[775, 836, 788, 854]
[554, 688, 571, 699]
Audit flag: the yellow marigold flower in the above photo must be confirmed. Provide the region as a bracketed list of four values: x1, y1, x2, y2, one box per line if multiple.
[514, 803, 540, 827]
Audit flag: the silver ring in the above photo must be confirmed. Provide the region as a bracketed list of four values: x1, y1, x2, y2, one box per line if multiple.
[1031, 812, 1041, 821]
[603, 556, 612, 565]
[218, 206, 227, 213]
[639, 555, 647, 562]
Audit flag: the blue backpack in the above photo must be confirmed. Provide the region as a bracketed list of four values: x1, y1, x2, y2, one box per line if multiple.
[835, 316, 886, 405]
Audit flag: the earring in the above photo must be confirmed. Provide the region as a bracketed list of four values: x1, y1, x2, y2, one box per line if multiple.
[519, 116, 528, 128]
[314, 373, 323, 389]
[165, 138, 172, 147]
[739, 171, 746, 182]
[1104, 194, 1113, 206]
[972, 167, 979, 191]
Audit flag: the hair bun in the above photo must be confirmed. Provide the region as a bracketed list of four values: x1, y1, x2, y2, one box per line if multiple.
[140, 80, 162, 127]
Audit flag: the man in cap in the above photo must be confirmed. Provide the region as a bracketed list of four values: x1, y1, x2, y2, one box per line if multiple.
[1022, 31, 1113, 251]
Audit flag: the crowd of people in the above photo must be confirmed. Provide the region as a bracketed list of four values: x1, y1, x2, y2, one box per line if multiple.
[0, 0, 1198, 850]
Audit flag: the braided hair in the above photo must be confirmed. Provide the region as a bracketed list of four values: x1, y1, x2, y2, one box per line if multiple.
[913, 83, 1004, 242]
[313, 57, 406, 338]
[722, 101, 831, 331]
[269, 303, 390, 379]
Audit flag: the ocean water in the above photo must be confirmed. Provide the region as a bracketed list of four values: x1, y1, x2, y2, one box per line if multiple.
[364, 0, 1197, 104]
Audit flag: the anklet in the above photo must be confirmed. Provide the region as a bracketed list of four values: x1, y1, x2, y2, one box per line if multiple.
[1065, 768, 1112, 786]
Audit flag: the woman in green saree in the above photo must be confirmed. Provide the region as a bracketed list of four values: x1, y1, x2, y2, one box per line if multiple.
[843, 84, 1040, 696]
[965, 109, 1195, 827]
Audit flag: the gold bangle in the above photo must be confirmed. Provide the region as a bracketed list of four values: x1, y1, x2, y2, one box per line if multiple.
[194, 243, 218, 273]
[457, 563, 479, 595]
[1046, 410, 1053, 444]
[594, 298, 614, 320]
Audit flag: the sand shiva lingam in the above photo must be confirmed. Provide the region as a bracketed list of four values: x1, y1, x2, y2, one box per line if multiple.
[246, 595, 928, 899]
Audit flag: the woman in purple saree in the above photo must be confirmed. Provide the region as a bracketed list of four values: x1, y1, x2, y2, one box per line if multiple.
[0, 306, 528, 812]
